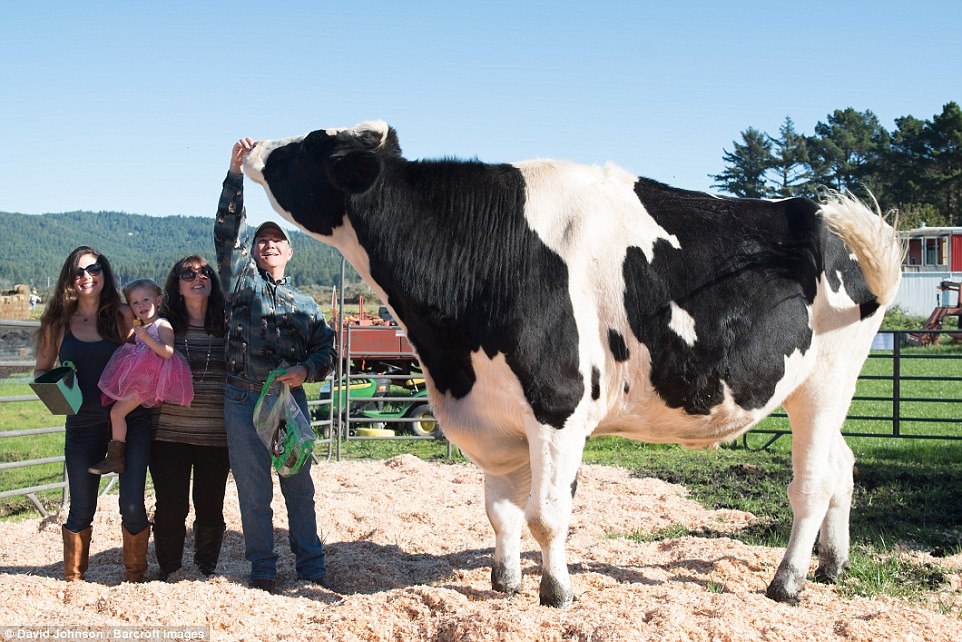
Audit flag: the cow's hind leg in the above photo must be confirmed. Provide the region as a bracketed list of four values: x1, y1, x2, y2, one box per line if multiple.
[525, 423, 586, 609]
[813, 430, 854, 584]
[768, 391, 855, 604]
[484, 467, 530, 596]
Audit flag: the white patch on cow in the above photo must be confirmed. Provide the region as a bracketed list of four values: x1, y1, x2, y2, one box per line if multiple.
[514, 160, 680, 261]
[428, 351, 532, 474]
[514, 160, 682, 435]
[591, 325, 820, 450]
[594, 374, 759, 449]
[326, 120, 391, 148]
[668, 301, 697, 346]
[815, 270, 861, 331]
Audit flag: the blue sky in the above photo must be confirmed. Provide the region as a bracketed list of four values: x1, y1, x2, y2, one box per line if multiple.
[2, 1, 959, 227]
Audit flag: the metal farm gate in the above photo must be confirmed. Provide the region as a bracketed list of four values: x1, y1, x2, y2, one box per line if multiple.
[2, 320, 961, 512]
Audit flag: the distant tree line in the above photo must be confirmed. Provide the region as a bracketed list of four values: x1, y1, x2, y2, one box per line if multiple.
[0, 210, 359, 296]
[710, 102, 962, 228]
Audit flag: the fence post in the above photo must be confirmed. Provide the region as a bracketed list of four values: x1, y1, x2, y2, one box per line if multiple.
[892, 333, 901, 438]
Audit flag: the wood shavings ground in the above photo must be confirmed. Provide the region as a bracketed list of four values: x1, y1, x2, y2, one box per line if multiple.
[1, 455, 960, 641]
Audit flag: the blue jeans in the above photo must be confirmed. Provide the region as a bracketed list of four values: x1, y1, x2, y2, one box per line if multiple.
[224, 383, 325, 581]
[63, 410, 152, 534]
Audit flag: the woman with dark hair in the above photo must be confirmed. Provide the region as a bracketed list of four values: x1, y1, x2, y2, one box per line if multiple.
[150, 255, 231, 580]
[34, 246, 151, 583]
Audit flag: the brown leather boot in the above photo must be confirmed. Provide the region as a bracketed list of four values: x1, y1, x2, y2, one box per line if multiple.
[88, 440, 126, 475]
[62, 526, 92, 581]
[122, 525, 149, 583]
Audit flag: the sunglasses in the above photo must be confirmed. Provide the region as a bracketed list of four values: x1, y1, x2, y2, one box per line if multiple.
[179, 266, 213, 282]
[74, 263, 103, 278]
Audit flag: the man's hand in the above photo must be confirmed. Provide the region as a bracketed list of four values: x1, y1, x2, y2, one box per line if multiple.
[230, 138, 255, 175]
[277, 364, 309, 388]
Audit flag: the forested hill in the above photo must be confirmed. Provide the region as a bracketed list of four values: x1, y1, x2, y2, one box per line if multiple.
[0, 210, 348, 292]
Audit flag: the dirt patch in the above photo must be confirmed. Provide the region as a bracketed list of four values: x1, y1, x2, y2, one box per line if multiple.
[1, 456, 960, 641]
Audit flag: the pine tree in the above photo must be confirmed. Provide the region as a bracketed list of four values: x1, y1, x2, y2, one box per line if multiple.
[807, 108, 889, 194]
[768, 117, 811, 198]
[924, 102, 962, 225]
[709, 127, 774, 198]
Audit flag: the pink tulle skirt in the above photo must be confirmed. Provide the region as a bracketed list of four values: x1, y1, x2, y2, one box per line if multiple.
[99, 343, 194, 408]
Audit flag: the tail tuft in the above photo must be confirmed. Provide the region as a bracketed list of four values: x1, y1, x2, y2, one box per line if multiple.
[819, 190, 904, 307]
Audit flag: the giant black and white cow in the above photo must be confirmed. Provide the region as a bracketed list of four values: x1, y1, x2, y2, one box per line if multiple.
[243, 121, 903, 608]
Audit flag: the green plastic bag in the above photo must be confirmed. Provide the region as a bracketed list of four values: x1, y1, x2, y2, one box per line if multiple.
[253, 369, 315, 477]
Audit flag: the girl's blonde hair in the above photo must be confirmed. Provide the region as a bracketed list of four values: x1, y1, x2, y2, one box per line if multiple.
[122, 279, 163, 302]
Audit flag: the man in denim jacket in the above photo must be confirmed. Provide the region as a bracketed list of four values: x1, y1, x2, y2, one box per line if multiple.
[215, 137, 336, 593]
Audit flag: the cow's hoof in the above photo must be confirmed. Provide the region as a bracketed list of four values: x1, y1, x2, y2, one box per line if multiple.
[491, 563, 520, 596]
[765, 582, 800, 605]
[814, 559, 849, 584]
[539, 576, 572, 609]
[765, 568, 805, 605]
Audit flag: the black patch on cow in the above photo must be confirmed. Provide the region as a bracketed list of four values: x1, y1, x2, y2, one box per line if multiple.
[607, 328, 630, 361]
[354, 160, 584, 429]
[859, 300, 880, 318]
[258, 132, 347, 237]
[259, 128, 403, 237]
[821, 226, 882, 320]
[258, 128, 584, 429]
[590, 366, 600, 401]
[623, 381, 630, 394]
[625, 179, 876, 415]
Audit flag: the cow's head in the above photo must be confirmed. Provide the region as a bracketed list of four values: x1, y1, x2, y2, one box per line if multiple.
[243, 120, 399, 236]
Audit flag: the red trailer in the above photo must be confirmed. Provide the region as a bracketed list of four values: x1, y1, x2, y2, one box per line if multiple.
[902, 226, 962, 271]
[329, 296, 419, 374]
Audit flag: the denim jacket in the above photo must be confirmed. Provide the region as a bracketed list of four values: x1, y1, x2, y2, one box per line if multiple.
[215, 172, 336, 385]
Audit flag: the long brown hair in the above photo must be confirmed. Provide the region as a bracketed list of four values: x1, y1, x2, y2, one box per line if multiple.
[162, 255, 226, 337]
[35, 246, 125, 357]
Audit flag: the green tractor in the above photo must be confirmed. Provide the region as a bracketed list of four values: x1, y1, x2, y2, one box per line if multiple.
[315, 370, 441, 438]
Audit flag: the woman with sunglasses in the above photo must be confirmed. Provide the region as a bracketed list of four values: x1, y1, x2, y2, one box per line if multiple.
[149, 256, 230, 580]
[34, 246, 152, 583]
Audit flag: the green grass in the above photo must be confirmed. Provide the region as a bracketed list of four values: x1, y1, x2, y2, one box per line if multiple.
[0, 370, 69, 518]
[582, 435, 962, 602]
[617, 523, 692, 543]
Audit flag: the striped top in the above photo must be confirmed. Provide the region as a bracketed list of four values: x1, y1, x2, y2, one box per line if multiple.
[155, 325, 227, 448]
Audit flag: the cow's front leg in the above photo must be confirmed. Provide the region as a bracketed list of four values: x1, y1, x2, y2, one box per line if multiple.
[484, 469, 530, 596]
[525, 424, 586, 608]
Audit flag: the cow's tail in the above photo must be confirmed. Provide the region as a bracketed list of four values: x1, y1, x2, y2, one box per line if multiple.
[819, 190, 904, 307]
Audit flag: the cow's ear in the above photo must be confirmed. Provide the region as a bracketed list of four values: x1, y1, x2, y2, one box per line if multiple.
[330, 151, 381, 194]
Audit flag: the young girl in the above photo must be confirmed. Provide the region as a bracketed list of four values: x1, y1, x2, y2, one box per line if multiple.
[90, 279, 194, 475]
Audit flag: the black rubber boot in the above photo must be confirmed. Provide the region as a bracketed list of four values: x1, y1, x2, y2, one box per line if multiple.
[152, 532, 185, 581]
[193, 523, 226, 577]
